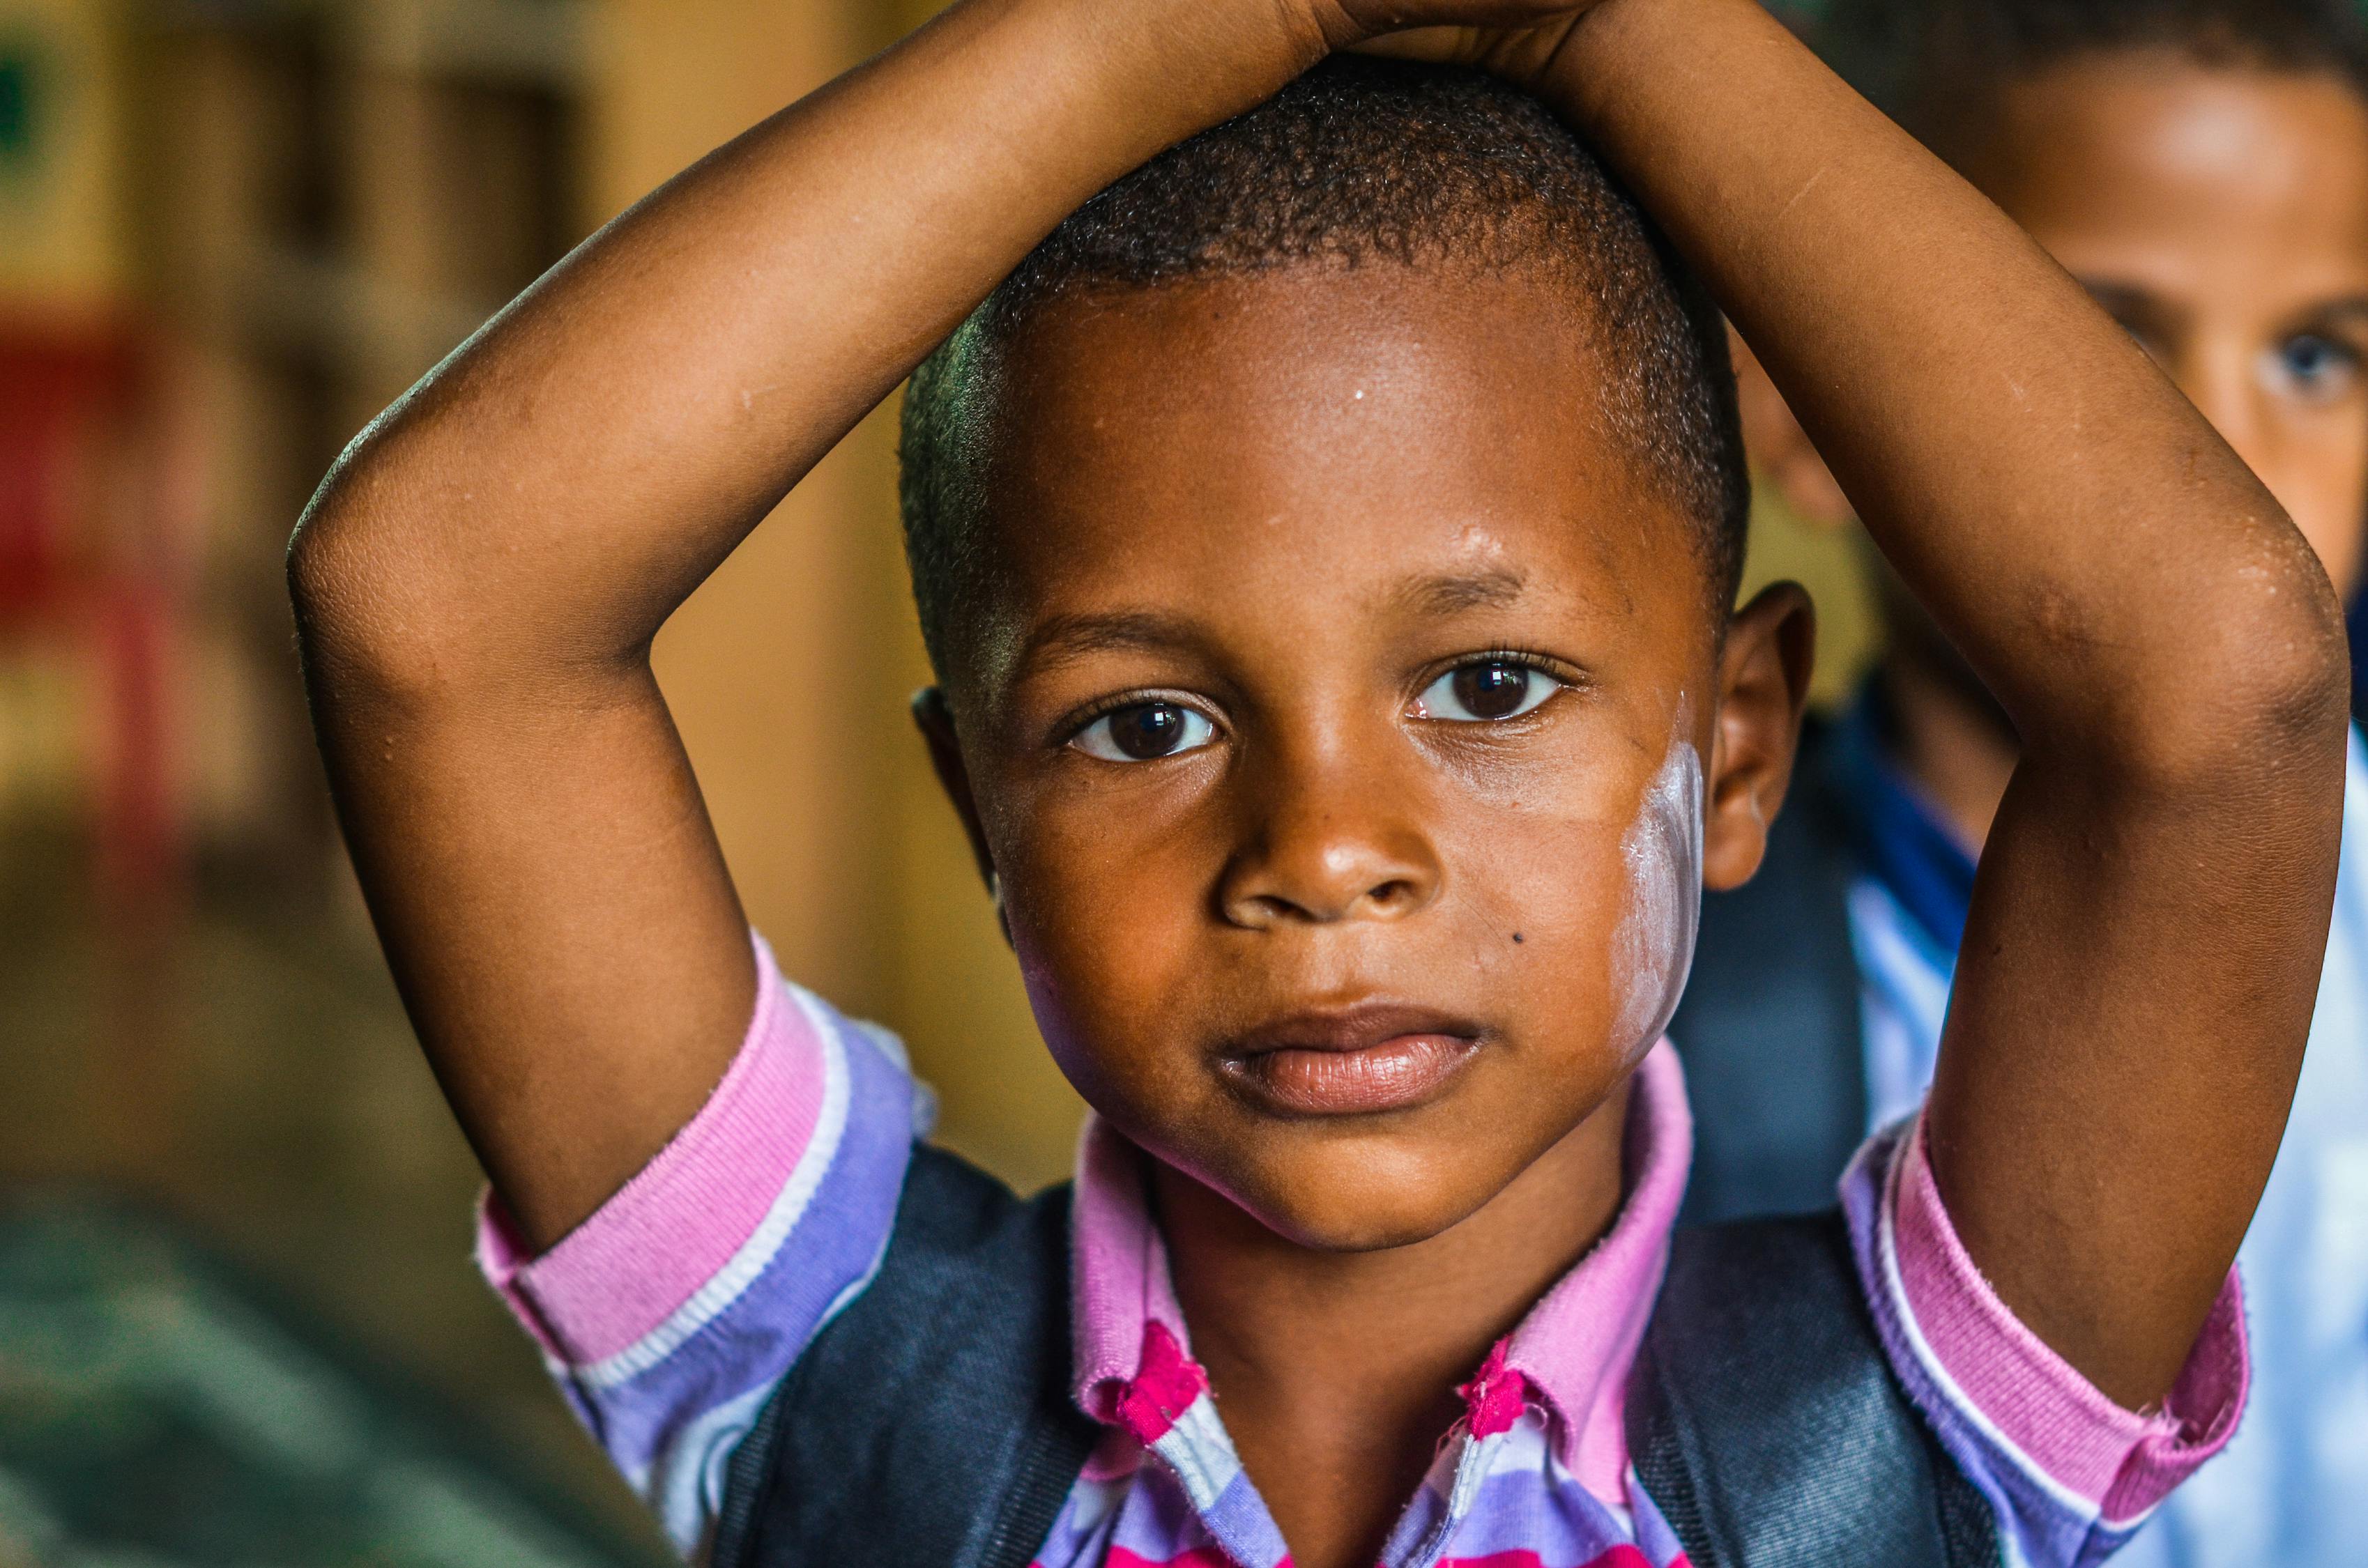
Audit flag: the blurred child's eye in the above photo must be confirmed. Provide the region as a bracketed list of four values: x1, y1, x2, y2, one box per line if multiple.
[1414, 660, 1560, 723]
[1071, 701, 1216, 762]
[2265, 332, 2361, 403]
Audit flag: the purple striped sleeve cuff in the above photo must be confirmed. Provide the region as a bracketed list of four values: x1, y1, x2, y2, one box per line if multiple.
[475, 932, 919, 1553]
[1843, 1115, 2247, 1568]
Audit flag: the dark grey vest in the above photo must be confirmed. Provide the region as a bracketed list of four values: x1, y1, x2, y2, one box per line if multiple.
[712, 1142, 1999, 1568]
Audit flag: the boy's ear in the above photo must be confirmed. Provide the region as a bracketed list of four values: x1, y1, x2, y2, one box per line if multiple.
[1702, 582, 1817, 893]
[910, 686, 999, 896]
[1728, 325, 1855, 530]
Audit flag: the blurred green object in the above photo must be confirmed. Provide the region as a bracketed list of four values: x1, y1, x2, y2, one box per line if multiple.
[0, 38, 38, 172]
[0, 1199, 664, 1568]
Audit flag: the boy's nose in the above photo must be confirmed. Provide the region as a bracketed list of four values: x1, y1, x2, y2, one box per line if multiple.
[1215, 753, 1442, 929]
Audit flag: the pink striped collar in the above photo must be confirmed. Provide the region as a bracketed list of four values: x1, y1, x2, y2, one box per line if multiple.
[1067, 1042, 1695, 1496]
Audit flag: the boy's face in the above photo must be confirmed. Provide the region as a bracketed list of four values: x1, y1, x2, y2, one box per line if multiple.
[1983, 59, 2368, 597]
[1740, 60, 2368, 604]
[921, 267, 1808, 1250]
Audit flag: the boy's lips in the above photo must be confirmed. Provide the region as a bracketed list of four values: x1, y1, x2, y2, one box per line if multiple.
[1217, 1004, 1485, 1116]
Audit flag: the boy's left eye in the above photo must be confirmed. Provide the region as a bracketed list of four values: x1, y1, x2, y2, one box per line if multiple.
[1414, 660, 1561, 723]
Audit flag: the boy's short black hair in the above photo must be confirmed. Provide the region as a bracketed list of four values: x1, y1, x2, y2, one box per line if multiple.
[898, 56, 1750, 685]
[1804, 0, 2368, 156]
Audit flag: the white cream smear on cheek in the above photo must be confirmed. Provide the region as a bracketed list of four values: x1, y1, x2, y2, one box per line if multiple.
[1609, 735, 1706, 1058]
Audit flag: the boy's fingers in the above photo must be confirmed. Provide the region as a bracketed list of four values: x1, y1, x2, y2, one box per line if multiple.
[1326, 0, 1601, 47]
[1339, 13, 1592, 84]
[1343, 27, 1481, 64]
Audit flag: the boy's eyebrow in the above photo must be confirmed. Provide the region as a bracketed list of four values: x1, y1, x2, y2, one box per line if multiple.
[1008, 569, 1529, 677]
[1014, 609, 1200, 675]
[1391, 567, 1529, 617]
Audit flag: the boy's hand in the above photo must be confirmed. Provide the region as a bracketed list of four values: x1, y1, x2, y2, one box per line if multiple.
[1317, 0, 1617, 88]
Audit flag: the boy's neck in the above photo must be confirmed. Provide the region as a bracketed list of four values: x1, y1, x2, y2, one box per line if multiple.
[1149, 1078, 1634, 1568]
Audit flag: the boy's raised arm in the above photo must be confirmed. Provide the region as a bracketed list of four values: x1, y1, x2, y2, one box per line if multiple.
[1483, 0, 2347, 1407]
[287, 0, 1593, 1251]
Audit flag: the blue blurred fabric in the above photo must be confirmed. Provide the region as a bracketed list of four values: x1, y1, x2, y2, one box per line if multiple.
[2351, 591, 2365, 723]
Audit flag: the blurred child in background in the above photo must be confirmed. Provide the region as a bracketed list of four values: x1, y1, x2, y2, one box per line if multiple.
[1679, 3, 2368, 1565]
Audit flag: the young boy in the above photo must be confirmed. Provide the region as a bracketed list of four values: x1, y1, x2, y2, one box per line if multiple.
[286, 0, 2349, 1565]
[1676, 4, 2368, 1563]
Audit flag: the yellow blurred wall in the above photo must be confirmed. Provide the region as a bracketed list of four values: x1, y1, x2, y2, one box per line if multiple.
[1743, 488, 1878, 711]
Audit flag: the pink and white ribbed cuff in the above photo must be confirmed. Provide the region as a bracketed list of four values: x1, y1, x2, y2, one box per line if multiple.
[475, 932, 829, 1367]
[1892, 1118, 2248, 1525]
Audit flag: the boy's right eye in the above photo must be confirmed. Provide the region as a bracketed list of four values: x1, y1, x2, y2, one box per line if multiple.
[2266, 331, 2362, 405]
[1071, 701, 1216, 762]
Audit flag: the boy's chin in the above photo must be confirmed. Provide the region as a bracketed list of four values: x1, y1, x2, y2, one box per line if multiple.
[1196, 1123, 1584, 1254]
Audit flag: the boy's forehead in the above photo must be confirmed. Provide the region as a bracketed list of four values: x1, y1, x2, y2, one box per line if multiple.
[992, 264, 1608, 492]
[968, 267, 1705, 679]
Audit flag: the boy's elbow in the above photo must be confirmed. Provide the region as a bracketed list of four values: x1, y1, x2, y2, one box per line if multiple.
[287, 445, 466, 709]
[2212, 553, 2349, 750]
[2129, 558, 2353, 790]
